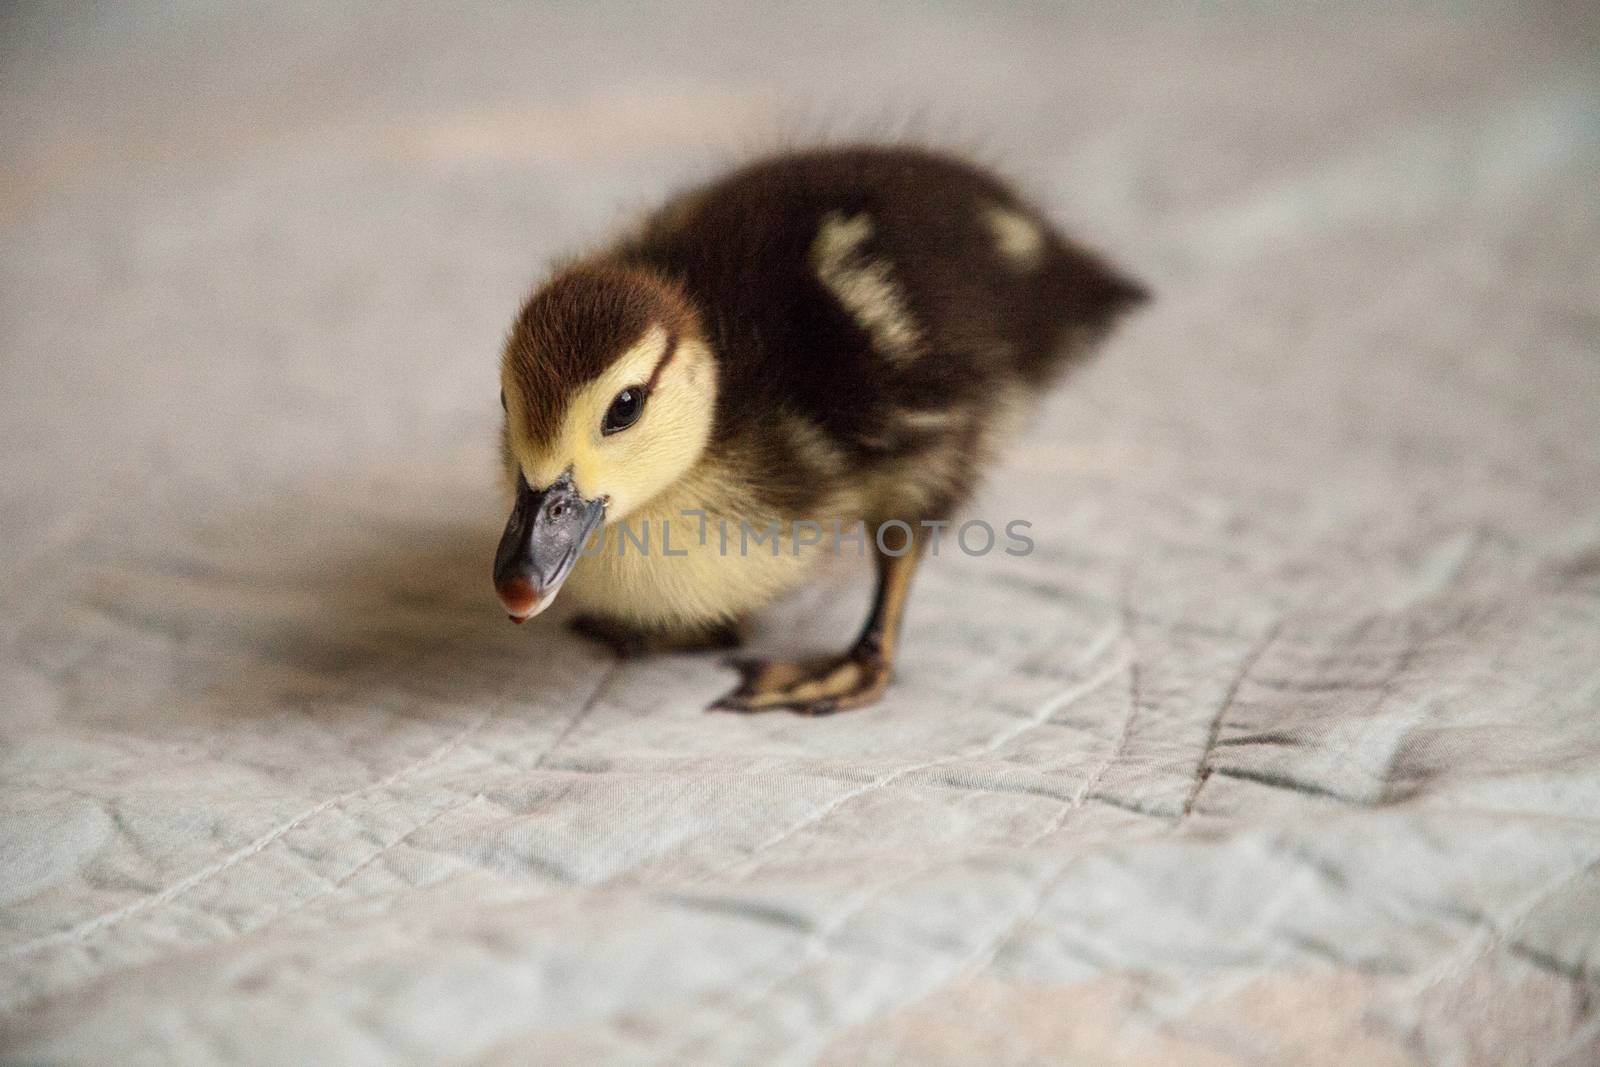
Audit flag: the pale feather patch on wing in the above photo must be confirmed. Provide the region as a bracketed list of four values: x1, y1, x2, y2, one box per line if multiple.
[811, 212, 922, 365]
[983, 203, 1045, 271]
[781, 411, 848, 478]
[863, 431, 967, 520]
[893, 407, 962, 433]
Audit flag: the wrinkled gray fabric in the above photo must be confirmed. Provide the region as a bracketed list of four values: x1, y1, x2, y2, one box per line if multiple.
[3, 3, 1599, 1064]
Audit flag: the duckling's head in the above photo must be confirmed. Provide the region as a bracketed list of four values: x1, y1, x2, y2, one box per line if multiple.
[494, 264, 716, 621]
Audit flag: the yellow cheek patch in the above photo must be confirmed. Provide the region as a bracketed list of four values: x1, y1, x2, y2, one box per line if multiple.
[586, 337, 716, 520]
[505, 325, 673, 492]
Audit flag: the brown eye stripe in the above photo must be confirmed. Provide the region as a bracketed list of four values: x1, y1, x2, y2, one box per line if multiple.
[643, 331, 680, 393]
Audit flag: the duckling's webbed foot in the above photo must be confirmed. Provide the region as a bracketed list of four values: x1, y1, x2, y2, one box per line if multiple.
[572, 614, 745, 658]
[711, 524, 925, 716]
[712, 649, 891, 716]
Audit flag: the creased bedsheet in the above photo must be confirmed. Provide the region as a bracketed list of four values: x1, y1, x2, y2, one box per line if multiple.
[3, 3, 1599, 1064]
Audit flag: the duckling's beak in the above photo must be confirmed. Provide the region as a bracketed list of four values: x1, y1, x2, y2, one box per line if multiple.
[493, 471, 605, 623]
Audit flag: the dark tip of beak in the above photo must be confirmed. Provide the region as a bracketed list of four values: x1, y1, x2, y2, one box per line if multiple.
[493, 470, 606, 622]
[497, 575, 540, 621]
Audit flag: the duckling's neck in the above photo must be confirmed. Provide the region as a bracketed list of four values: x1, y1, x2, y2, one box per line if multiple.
[564, 452, 813, 630]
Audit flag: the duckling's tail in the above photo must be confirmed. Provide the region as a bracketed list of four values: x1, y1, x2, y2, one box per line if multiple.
[1017, 236, 1149, 386]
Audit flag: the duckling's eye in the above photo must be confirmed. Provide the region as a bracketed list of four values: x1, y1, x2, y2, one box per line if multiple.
[602, 387, 646, 435]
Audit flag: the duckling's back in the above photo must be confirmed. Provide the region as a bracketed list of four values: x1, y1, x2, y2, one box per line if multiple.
[613, 144, 1146, 518]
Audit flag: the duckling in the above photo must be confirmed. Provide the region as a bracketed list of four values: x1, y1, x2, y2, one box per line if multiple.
[493, 145, 1146, 714]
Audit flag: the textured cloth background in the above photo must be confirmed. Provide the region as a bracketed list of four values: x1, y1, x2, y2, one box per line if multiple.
[3, 3, 1599, 1064]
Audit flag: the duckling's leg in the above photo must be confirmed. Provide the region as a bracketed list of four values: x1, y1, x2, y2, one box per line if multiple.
[713, 526, 926, 715]
[572, 614, 745, 658]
